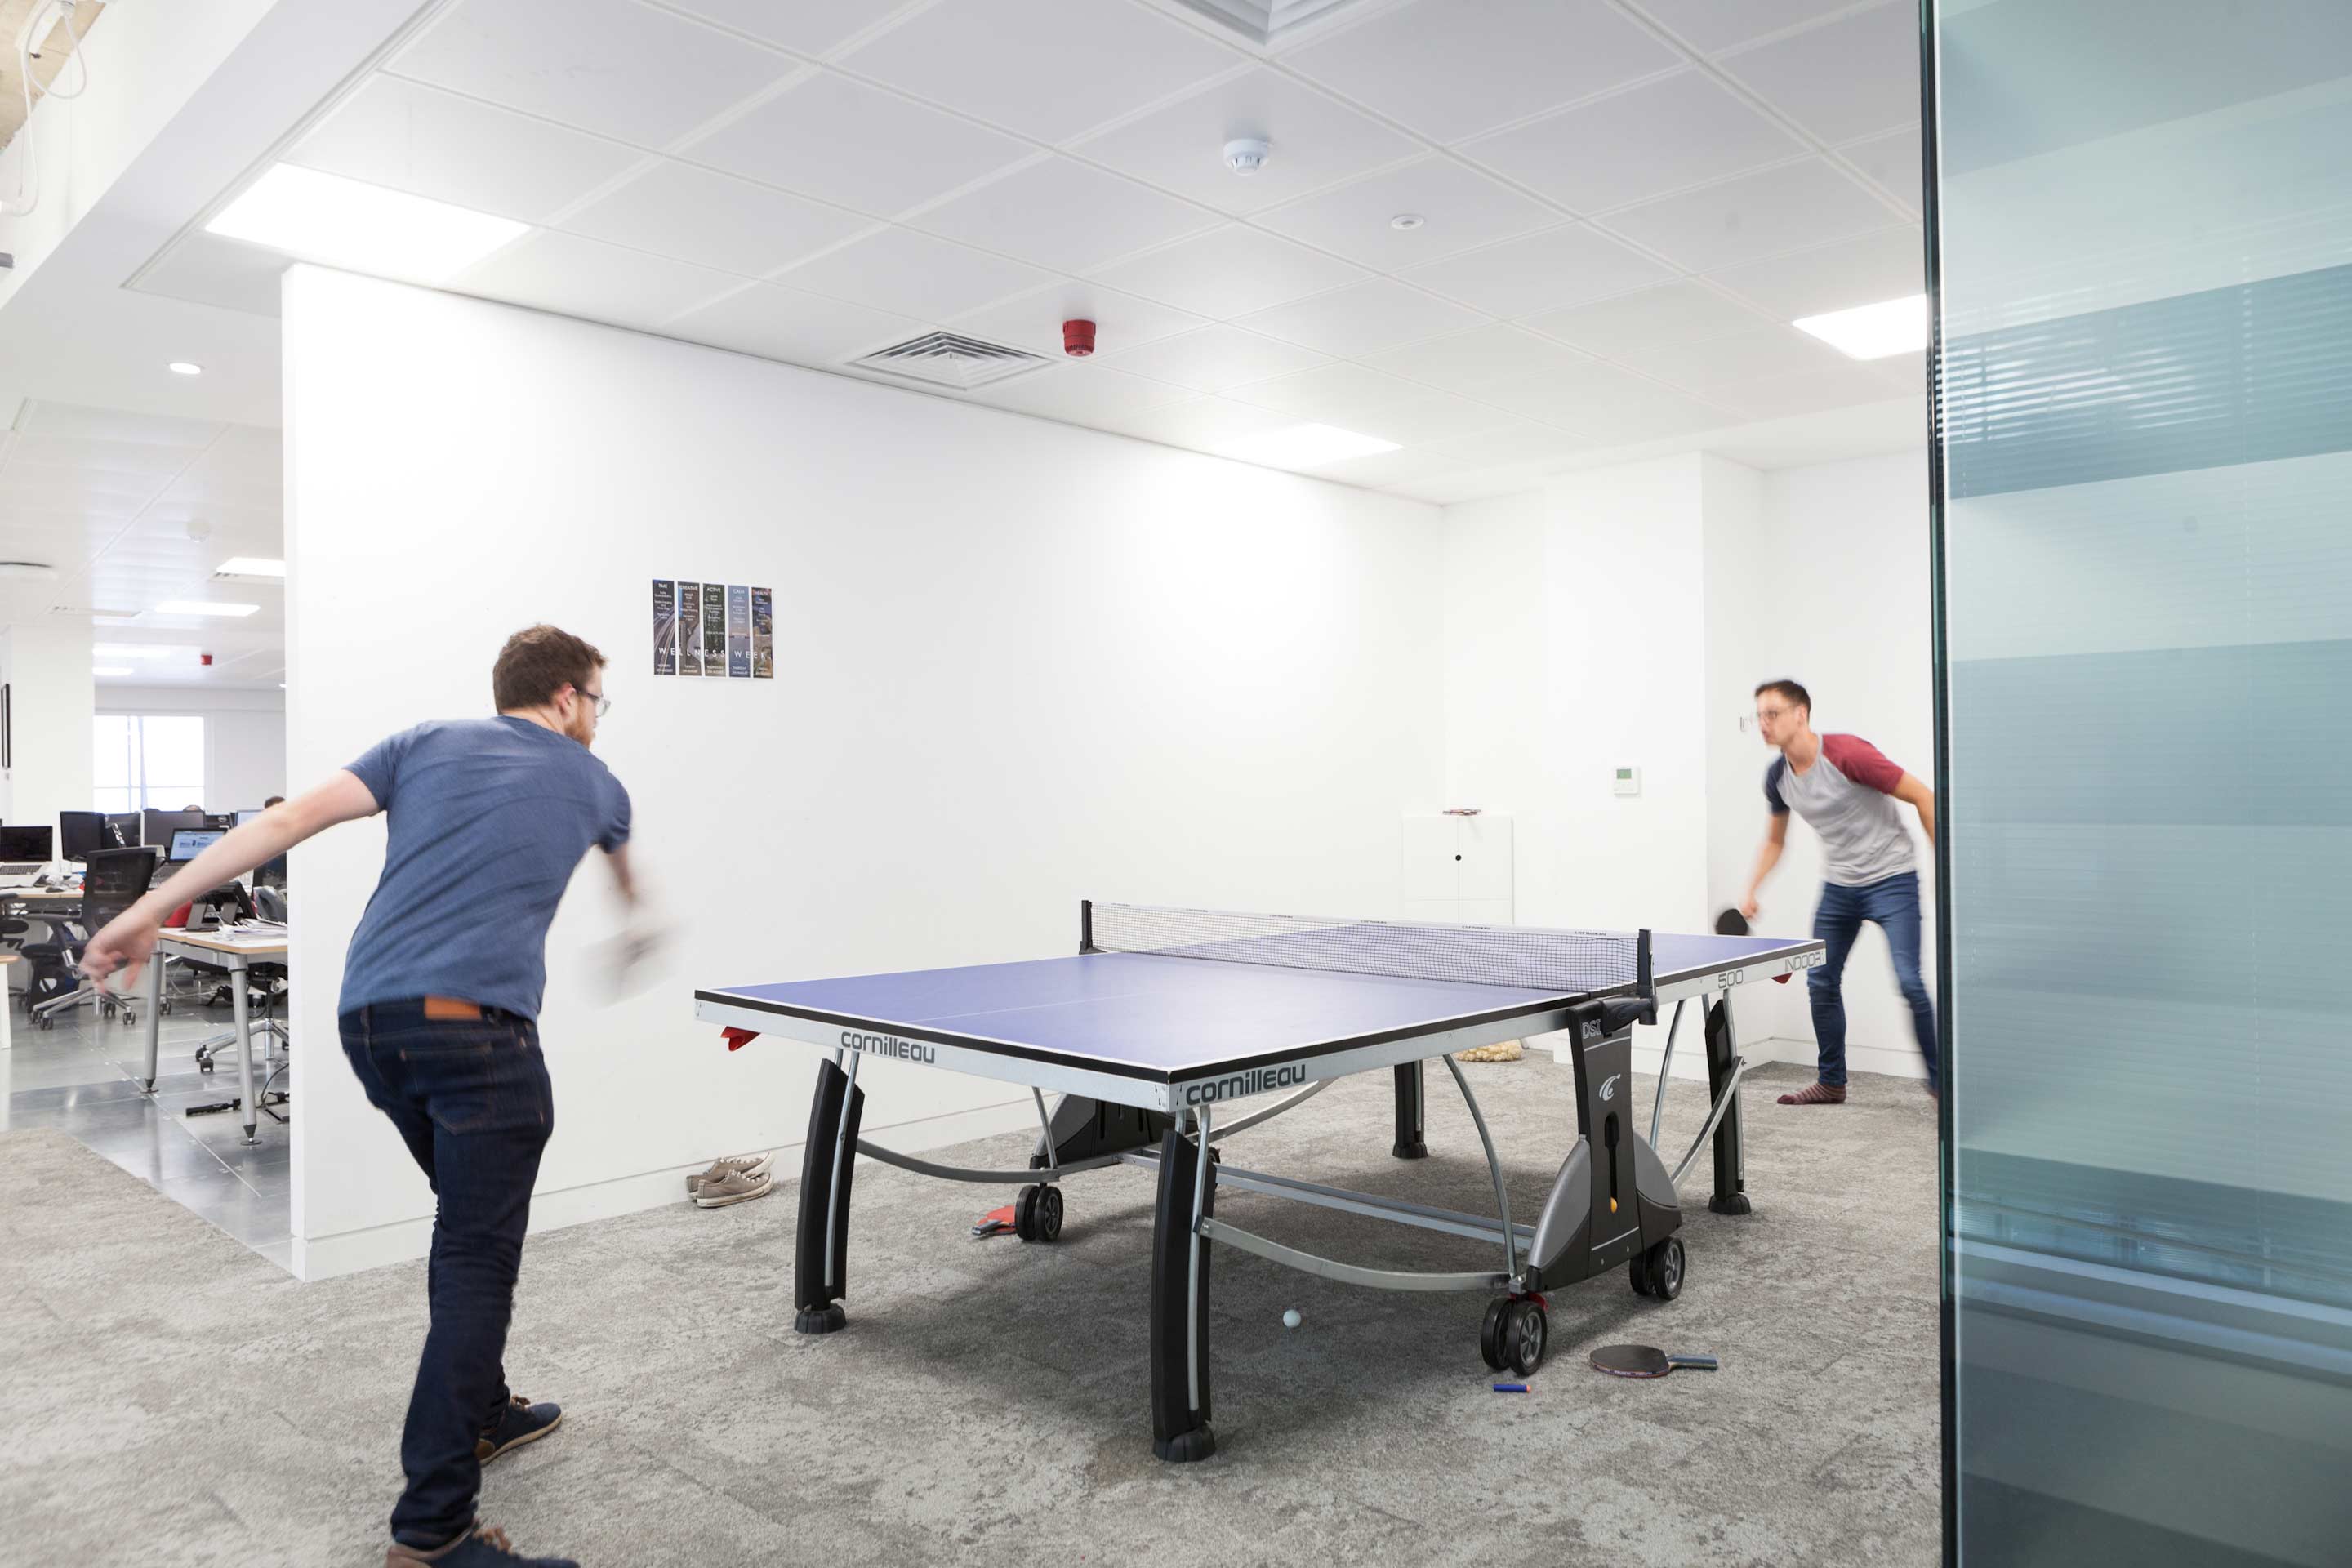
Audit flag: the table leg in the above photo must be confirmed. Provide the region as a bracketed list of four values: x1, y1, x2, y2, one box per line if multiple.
[140, 952, 165, 1091]
[1703, 994, 1750, 1215]
[793, 1054, 863, 1334]
[1148, 1109, 1216, 1463]
[1391, 1060, 1428, 1159]
[230, 957, 260, 1147]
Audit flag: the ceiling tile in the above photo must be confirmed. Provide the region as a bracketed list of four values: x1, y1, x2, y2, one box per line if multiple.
[1304, 447, 1463, 490]
[666, 282, 924, 366]
[775, 225, 1054, 318]
[1719, 1, 1920, 144]
[1521, 279, 1774, 354]
[1233, 279, 1483, 358]
[1389, 461, 1555, 504]
[1226, 361, 1430, 422]
[838, 0, 1240, 143]
[1463, 70, 1805, 214]
[1398, 225, 1673, 318]
[684, 70, 1032, 216]
[288, 76, 644, 225]
[1614, 323, 1853, 398]
[909, 157, 1218, 274]
[1348, 394, 1517, 448]
[1870, 349, 1928, 398]
[1603, 158, 1897, 271]
[1283, 0, 1677, 144]
[1840, 123, 1922, 214]
[128, 234, 292, 318]
[1421, 418, 1591, 466]
[664, 0, 915, 56]
[18, 403, 224, 448]
[1704, 225, 1921, 319]
[452, 229, 742, 331]
[1626, 0, 1861, 54]
[1481, 359, 1728, 439]
[1099, 325, 1328, 393]
[1071, 66, 1419, 216]
[563, 159, 876, 275]
[1089, 224, 1366, 318]
[391, 0, 796, 147]
[1708, 363, 1909, 420]
[1366, 323, 1594, 396]
[971, 363, 1196, 425]
[1098, 395, 1295, 452]
[946, 280, 1209, 358]
[1254, 157, 1557, 270]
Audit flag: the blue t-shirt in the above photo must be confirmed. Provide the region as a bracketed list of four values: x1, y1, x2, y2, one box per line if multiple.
[337, 716, 631, 1020]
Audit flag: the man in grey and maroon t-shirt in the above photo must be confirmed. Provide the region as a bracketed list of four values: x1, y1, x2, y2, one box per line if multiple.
[1739, 679, 1940, 1103]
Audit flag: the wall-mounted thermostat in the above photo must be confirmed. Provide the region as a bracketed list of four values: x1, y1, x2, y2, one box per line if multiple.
[1614, 767, 1642, 796]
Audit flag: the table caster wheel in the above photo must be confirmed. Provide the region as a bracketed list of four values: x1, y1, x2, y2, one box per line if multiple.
[1639, 1236, 1685, 1302]
[1629, 1254, 1655, 1297]
[1014, 1183, 1062, 1242]
[1501, 1296, 1548, 1376]
[1479, 1297, 1509, 1371]
[198, 1058, 215, 1074]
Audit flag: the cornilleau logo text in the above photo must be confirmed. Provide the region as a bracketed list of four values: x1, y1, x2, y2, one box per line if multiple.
[1599, 1074, 1620, 1102]
[840, 1031, 937, 1064]
[1183, 1062, 1307, 1106]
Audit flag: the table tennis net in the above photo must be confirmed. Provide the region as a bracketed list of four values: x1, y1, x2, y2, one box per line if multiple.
[1085, 902, 1647, 996]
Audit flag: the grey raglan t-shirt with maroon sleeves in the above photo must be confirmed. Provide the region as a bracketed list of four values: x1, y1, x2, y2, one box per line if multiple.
[1765, 734, 1915, 888]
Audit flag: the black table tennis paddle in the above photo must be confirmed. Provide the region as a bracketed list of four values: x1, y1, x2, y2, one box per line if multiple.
[1591, 1344, 1719, 1379]
[1713, 907, 1749, 937]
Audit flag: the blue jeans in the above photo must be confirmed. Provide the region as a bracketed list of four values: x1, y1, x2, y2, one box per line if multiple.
[340, 1001, 554, 1549]
[1808, 871, 1940, 1089]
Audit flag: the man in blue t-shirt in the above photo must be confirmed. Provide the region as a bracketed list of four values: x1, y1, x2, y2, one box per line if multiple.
[83, 624, 637, 1568]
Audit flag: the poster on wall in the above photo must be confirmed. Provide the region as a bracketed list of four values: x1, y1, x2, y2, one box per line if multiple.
[677, 582, 702, 675]
[702, 581, 726, 675]
[726, 586, 751, 678]
[652, 579, 677, 675]
[751, 587, 773, 679]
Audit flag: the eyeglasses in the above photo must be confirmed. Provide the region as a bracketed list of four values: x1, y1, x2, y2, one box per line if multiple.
[577, 688, 611, 719]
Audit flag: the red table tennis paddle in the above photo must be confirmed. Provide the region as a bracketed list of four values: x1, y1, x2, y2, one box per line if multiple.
[1591, 1344, 1719, 1379]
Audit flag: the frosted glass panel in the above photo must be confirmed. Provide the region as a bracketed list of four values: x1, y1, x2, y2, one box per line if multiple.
[1934, 3, 2352, 1564]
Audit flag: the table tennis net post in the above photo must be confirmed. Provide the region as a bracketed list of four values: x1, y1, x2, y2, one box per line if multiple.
[1084, 901, 1651, 998]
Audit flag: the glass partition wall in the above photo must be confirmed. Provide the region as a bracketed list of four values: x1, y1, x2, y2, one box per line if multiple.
[1928, 3, 2352, 1564]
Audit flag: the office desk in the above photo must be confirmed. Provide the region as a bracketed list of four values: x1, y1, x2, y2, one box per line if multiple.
[139, 929, 288, 1145]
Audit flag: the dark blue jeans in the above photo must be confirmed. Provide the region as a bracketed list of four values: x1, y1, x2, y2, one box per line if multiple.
[1808, 871, 1940, 1089]
[340, 1001, 553, 1550]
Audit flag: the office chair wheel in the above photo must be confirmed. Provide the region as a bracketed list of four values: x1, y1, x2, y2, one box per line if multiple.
[1500, 1297, 1548, 1377]
[1639, 1236, 1685, 1302]
[1479, 1297, 1510, 1371]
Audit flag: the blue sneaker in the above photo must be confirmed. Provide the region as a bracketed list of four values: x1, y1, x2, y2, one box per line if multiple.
[384, 1522, 576, 1566]
[477, 1393, 564, 1466]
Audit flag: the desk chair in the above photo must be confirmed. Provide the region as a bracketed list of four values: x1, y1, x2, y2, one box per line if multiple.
[24, 848, 161, 1030]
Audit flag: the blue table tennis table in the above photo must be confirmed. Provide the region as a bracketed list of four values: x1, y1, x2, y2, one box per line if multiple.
[697, 901, 1824, 1461]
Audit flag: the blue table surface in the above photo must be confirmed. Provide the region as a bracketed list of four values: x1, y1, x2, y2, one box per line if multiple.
[703, 931, 1809, 1078]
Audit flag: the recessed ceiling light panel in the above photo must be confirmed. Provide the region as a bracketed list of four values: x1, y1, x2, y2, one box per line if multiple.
[1794, 294, 1928, 360]
[213, 557, 287, 580]
[154, 600, 261, 618]
[167, 362, 203, 376]
[206, 163, 528, 283]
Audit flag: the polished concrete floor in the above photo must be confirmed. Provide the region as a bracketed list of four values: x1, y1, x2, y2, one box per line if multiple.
[0, 973, 292, 1270]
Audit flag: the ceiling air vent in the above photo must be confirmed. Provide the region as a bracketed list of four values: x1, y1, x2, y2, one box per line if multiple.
[848, 331, 1050, 391]
[1164, 0, 1374, 46]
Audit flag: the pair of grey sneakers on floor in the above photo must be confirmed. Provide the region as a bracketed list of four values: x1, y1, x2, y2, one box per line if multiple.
[687, 1151, 773, 1207]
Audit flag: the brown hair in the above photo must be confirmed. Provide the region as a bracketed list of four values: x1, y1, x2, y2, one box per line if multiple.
[1753, 679, 1811, 713]
[493, 624, 605, 711]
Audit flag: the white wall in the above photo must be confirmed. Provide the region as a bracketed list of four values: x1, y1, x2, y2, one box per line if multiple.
[1441, 455, 1713, 1069]
[283, 267, 1448, 1277]
[1, 619, 94, 844]
[1704, 448, 1938, 1076]
[98, 684, 286, 809]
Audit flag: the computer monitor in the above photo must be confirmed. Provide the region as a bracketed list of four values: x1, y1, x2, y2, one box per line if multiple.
[104, 812, 140, 849]
[166, 827, 226, 864]
[202, 812, 236, 831]
[60, 811, 106, 861]
[0, 826, 53, 862]
[142, 808, 206, 847]
[234, 808, 265, 826]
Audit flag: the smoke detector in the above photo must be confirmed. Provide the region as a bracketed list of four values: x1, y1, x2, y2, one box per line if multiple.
[1223, 137, 1271, 176]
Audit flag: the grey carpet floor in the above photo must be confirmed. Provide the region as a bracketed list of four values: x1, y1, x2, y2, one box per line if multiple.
[0, 1057, 1939, 1567]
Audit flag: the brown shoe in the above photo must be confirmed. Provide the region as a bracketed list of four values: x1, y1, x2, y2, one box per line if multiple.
[1778, 1081, 1847, 1105]
[693, 1167, 774, 1208]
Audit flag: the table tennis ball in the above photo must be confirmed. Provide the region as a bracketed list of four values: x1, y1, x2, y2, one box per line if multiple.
[1282, 1308, 1302, 1329]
